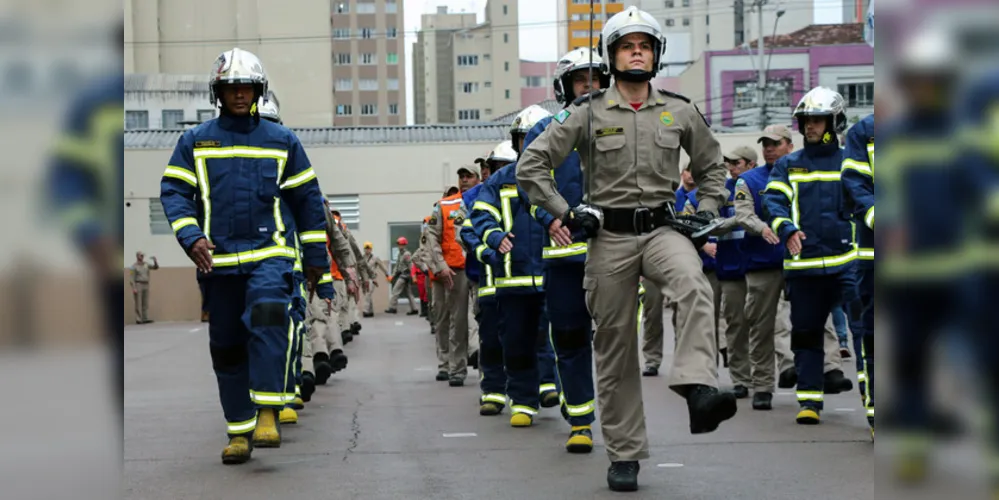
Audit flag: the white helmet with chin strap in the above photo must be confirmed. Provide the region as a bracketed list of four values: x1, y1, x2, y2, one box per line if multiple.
[793, 86, 848, 135]
[209, 47, 269, 114]
[487, 140, 518, 164]
[597, 6, 667, 83]
[553, 47, 610, 105]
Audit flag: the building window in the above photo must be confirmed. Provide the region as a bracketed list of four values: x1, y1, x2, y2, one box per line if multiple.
[387, 78, 399, 90]
[333, 28, 350, 39]
[503, 4, 508, 15]
[125, 110, 148, 130]
[682, 0, 690, 6]
[325, 194, 361, 230]
[148, 199, 172, 235]
[388, 103, 399, 115]
[460, 82, 479, 93]
[706, 33, 711, 45]
[386, 0, 397, 14]
[484, 81, 492, 88]
[386, 27, 398, 38]
[665, 0, 674, 7]
[733, 78, 793, 111]
[483, 53, 491, 60]
[335, 53, 352, 65]
[503, 33, 509, 43]
[682, 17, 690, 26]
[664, 18, 675, 27]
[485, 108, 492, 115]
[458, 109, 481, 121]
[838, 82, 875, 107]
[360, 27, 373, 39]
[387, 52, 399, 64]
[162, 109, 184, 129]
[522, 76, 544, 87]
[197, 109, 215, 122]
[356, 1, 376, 14]
[335, 2, 349, 14]
[572, 30, 590, 38]
[360, 53, 375, 65]
[336, 78, 353, 91]
[504, 61, 509, 71]
[359, 79, 378, 90]
[505, 89, 511, 99]
[336, 104, 352, 116]
[457, 55, 479, 66]
[361, 103, 377, 115]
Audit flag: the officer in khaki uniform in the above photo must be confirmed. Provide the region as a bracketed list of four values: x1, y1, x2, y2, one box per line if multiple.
[332, 209, 372, 339]
[425, 166, 479, 385]
[386, 237, 419, 315]
[130, 251, 159, 323]
[362, 241, 390, 317]
[517, 7, 736, 492]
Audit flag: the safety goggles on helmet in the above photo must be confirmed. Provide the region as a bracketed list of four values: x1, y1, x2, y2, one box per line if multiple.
[209, 47, 269, 109]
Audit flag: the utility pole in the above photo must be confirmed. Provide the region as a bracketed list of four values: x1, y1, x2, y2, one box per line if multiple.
[755, 0, 768, 129]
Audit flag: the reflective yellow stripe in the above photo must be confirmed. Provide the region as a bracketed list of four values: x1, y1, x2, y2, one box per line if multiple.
[857, 372, 867, 383]
[858, 248, 874, 260]
[212, 245, 298, 267]
[529, 205, 539, 218]
[280, 167, 317, 190]
[249, 390, 288, 406]
[565, 400, 595, 416]
[765, 181, 793, 200]
[499, 189, 516, 278]
[867, 142, 875, 178]
[494, 276, 544, 287]
[163, 165, 198, 186]
[481, 393, 507, 404]
[478, 286, 496, 297]
[510, 405, 538, 416]
[227, 416, 257, 434]
[796, 391, 824, 402]
[784, 249, 857, 270]
[539, 383, 557, 394]
[194, 156, 212, 240]
[771, 217, 793, 233]
[483, 227, 503, 240]
[788, 171, 841, 183]
[299, 231, 326, 244]
[320, 273, 333, 284]
[864, 206, 874, 229]
[842, 159, 873, 176]
[461, 218, 473, 228]
[281, 307, 294, 404]
[272, 196, 286, 248]
[473, 201, 502, 221]
[542, 242, 587, 258]
[171, 217, 198, 232]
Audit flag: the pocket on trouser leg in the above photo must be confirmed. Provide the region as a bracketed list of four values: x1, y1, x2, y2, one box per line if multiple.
[582, 277, 598, 323]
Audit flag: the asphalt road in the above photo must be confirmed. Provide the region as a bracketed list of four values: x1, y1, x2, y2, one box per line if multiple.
[124, 313, 875, 500]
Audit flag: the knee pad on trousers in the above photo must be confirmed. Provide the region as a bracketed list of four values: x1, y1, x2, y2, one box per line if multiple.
[211, 344, 248, 371]
[551, 327, 590, 351]
[506, 354, 536, 371]
[251, 302, 287, 327]
[480, 347, 504, 366]
[791, 329, 824, 351]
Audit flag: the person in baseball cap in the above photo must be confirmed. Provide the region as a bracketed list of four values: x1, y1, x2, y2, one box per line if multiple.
[757, 125, 795, 166]
[723, 145, 758, 179]
[456, 164, 481, 193]
[758, 124, 793, 144]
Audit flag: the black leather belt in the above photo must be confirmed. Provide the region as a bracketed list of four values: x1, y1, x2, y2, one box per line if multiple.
[601, 204, 675, 234]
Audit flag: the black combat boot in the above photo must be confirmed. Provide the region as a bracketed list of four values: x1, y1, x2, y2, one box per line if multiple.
[685, 385, 738, 434]
[607, 461, 640, 492]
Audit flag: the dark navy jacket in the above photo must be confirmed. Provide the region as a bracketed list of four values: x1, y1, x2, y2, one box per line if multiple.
[682, 188, 717, 273]
[712, 178, 748, 281]
[737, 164, 786, 271]
[459, 183, 502, 303]
[841, 114, 875, 270]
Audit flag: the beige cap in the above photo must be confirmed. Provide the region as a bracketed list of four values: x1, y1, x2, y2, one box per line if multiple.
[457, 163, 481, 178]
[758, 124, 793, 143]
[724, 145, 759, 163]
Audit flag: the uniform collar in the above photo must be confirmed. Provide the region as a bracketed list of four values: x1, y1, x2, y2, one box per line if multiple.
[217, 113, 259, 134]
[604, 83, 665, 111]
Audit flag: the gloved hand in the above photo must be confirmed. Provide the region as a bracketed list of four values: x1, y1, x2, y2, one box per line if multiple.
[670, 211, 722, 249]
[564, 204, 602, 239]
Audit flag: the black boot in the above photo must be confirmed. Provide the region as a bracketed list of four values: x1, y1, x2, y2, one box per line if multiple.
[301, 372, 316, 402]
[778, 367, 798, 389]
[351, 322, 362, 336]
[329, 349, 348, 373]
[823, 369, 853, 394]
[362, 312, 374, 318]
[419, 301, 428, 317]
[406, 309, 419, 316]
[435, 371, 449, 382]
[314, 352, 332, 385]
[684, 385, 738, 434]
[733, 385, 750, 399]
[752, 392, 773, 411]
[607, 461, 640, 492]
[341, 330, 354, 345]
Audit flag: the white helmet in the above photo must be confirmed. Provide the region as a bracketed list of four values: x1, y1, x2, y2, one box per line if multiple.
[793, 87, 848, 135]
[487, 140, 518, 164]
[209, 47, 269, 110]
[510, 105, 552, 137]
[553, 47, 610, 105]
[597, 6, 667, 82]
[259, 93, 281, 124]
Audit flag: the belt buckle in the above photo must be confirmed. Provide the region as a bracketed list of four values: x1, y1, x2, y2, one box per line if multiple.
[633, 207, 651, 234]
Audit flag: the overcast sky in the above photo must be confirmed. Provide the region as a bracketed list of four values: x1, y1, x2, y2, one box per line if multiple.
[402, 0, 843, 123]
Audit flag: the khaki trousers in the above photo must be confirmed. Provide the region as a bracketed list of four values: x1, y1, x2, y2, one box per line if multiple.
[720, 279, 751, 388]
[134, 282, 150, 322]
[363, 281, 376, 315]
[468, 283, 479, 356]
[640, 283, 664, 369]
[333, 281, 350, 335]
[431, 271, 470, 378]
[303, 292, 342, 374]
[585, 226, 720, 462]
[388, 277, 417, 312]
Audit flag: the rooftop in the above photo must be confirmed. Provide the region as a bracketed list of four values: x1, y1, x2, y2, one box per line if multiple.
[491, 99, 563, 124]
[747, 23, 866, 49]
[125, 73, 210, 93]
[125, 124, 510, 149]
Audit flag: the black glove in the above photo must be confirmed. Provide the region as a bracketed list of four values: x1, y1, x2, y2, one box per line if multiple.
[563, 205, 602, 239]
[695, 210, 717, 221]
[669, 211, 719, 248]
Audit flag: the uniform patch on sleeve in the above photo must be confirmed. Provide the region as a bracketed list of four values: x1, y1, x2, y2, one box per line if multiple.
[429, 215, 438, 225]
[554, 109, 571, 124]
[735, 191, 747, 201]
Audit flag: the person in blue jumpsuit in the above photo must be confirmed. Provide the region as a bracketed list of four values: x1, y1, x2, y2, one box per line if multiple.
[840, 113, 875, 434]
[159, 48, 329, 464]
[763, 86, 858, 426]
[47, 20, 124, 423]
[470, 153, 551, 429]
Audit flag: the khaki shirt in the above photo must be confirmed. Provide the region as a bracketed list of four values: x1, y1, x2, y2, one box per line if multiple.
[424, 200, 468, 274]
[341, 224, 374, 280]
[412, 221, 433, 270]
[517, 84, 728, 220]
[392, 250, 413, 278]
[324, 210, 355, 270]
[364, 253, 389, 278]
[733, 178, 769, 236]
[131, 261, 158, 284]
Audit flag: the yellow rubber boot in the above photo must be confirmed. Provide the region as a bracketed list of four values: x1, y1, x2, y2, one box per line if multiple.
[221, 436, 252, 465]
[279, 407, 298, 425]
[479, 402, 503, 416]
[565, 425, 593, 454]
[291, 396, 305, 410]
[510, 413, 533, 428]
[252, 409, 281, 448]
[796, 408, 821, 425]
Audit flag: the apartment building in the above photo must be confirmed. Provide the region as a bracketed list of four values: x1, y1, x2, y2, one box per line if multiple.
[557, 0, 626, 56]
[627, 0, 813, 76]
[124, 0, 334, 127]
[413, 2, 521, 124]
[331, 0, 407, 126]
[520, 60, 558, 106]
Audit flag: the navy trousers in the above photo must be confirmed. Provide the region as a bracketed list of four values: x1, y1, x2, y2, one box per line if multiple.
[787, 273, 853, 411]
[477, 298, 507, 406]
[545, 263, 596, 426]
[497, 293, 546, 417]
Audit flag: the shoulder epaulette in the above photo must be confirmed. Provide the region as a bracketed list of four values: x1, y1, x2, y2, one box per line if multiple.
[572, 88, 607, 106]
[657, 89, 691, 104]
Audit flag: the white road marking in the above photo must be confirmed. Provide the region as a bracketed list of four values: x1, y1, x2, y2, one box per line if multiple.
[188, 328, 202, 332]
[442, 433, 477, 438]
[833, 408, 856, 412]
[656, 463, 684, 468]
[395, 321, 404, 326]
[414, 367, 434, 372]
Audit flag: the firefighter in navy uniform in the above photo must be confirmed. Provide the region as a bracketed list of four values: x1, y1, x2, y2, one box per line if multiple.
[521, 46, 609, 452]
[159, 48, 329, 464]
[763, 86, 858, 426]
